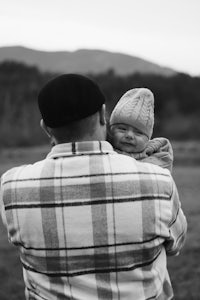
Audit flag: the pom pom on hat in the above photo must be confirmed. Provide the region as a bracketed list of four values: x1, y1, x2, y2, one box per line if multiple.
[110, 88, 154, 138]
[38, 74, 106, 128]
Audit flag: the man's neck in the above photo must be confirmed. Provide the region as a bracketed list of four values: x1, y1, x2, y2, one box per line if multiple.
[54, 132, 106, 145]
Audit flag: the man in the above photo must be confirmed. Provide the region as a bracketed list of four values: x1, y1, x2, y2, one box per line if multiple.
[1, 74, 187, 300]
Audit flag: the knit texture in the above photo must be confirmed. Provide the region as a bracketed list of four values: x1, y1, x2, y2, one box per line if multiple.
[110, 88, 154, 138]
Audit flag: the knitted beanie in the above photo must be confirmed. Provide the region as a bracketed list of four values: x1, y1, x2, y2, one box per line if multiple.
[38, 74, 106, 128]
[110, 88, 154, 138]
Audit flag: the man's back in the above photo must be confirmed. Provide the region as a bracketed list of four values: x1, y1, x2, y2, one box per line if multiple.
[1, 141, 187, 300]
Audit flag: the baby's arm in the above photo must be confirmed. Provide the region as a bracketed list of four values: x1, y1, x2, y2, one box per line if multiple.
[142, 138, 174, 172]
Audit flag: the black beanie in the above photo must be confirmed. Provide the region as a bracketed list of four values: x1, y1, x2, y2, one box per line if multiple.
[38, 74, 106, 128]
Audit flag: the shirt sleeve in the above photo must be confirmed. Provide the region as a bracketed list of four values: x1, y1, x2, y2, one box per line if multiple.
[0, 176, 7, 227]
[164, 178, 187, 256]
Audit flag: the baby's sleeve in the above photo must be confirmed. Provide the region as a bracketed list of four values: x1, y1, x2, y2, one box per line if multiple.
[142, 138, 174, 172]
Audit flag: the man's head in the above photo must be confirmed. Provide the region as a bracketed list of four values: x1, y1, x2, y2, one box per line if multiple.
[38, 74, 107, 143]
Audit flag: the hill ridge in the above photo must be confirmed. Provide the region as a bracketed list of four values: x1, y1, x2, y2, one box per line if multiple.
[0, 46, 176, 76]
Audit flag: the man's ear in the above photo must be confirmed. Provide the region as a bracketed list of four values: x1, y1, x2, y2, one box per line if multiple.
[40, 119, 51, 138]
[99, 104, 107, 126]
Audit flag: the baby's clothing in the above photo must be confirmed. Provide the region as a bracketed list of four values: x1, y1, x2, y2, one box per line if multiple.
[109, 88, 173, 172]
[114, 137, 173, 172]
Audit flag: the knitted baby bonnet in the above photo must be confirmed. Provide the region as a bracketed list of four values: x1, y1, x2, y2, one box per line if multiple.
[110, 88, 154, 138]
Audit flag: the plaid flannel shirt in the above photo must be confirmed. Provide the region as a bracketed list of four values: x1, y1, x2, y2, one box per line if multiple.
[0, 141, 187, 300]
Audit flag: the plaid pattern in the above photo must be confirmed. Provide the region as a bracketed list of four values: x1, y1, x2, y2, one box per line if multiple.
[1, 141, 187, 300]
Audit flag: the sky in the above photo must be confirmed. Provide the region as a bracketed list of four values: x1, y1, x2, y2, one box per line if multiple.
[1, 0, 200, 76]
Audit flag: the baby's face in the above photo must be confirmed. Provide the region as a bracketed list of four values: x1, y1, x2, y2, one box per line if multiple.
[111, 124, 149, 153]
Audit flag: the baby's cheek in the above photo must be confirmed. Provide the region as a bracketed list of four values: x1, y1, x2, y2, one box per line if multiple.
[142, 138, 149, 148]
[112, 136, 120, 148]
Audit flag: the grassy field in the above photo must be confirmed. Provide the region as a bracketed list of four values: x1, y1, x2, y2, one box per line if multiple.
[0, 146, 200, 299]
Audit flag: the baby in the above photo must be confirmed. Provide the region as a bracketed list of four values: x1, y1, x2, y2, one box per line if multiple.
[108, 88, 173, 172]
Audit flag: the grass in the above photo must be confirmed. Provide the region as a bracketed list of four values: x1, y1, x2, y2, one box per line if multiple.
[167, 166, 200, 299]
[0, 145, 200, 299]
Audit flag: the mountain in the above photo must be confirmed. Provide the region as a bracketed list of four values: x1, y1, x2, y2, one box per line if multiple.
[0, 46, 176, 76]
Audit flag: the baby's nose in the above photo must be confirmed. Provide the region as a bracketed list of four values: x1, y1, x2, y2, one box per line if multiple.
[125, 130, 135, 139]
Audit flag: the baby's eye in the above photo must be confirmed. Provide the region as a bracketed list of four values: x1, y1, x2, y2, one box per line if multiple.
[135, 131, 141, 135]
[135, 131, 145, 137]
[116, 125, 126, 131]
[119, 127, 127, 131]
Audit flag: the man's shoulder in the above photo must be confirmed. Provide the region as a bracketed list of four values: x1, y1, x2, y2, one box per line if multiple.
[111, 151, 173, 185]
[109, 152, 174, 198]
[112, 150, 171, 175]
[1, 159, 46, 183]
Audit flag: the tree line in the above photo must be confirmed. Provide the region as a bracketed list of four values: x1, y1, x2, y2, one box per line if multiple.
[0, 61, 200, 147]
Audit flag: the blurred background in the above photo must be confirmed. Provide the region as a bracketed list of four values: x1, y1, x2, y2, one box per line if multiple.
[0, 0, 200, 299]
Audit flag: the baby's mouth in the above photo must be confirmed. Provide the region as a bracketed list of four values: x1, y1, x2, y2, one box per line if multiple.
[122, 141, 136, 147]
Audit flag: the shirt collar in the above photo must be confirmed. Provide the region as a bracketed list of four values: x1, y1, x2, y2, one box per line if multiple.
[47, 141, 114, 159]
